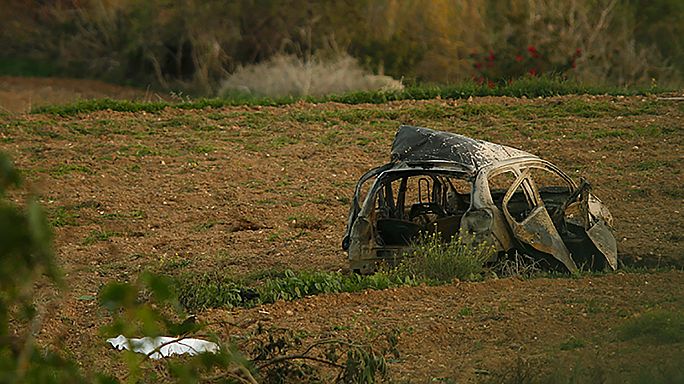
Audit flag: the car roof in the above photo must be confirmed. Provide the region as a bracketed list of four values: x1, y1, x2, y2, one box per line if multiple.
[390, 125, 538, 171]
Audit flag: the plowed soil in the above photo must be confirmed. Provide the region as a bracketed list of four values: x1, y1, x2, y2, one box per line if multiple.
[1, 77, 682, 382]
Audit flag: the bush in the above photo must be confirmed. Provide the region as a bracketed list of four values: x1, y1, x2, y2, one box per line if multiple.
[218, 54, 403, 98]
[397, 232, 494, 283]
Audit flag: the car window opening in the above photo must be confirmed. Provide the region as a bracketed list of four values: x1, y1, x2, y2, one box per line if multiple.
[374, 173, 472, 246]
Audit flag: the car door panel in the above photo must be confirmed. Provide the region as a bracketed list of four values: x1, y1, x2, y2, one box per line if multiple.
[502, 170, 579, 272]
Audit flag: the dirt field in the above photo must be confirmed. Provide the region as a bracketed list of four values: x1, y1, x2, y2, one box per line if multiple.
[1, 77, 683, 382]
[0, 76, 165, 114]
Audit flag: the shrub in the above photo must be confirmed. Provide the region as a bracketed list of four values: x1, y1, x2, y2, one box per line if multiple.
[218, 54, 403, 98]
[470, 46, 583, 86]
[397, 232, 495, 283]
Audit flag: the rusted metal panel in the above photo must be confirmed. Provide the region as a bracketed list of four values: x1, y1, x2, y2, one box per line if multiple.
[587, 220, 618, 270]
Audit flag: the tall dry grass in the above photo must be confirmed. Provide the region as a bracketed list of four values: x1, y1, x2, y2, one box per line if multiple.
[218, 54, 403, 98]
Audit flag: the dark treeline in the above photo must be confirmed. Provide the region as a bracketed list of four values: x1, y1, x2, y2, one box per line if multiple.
[2, 0, 682, 94]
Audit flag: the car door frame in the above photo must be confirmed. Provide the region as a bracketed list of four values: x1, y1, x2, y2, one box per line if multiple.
[501, 168, 579, 272]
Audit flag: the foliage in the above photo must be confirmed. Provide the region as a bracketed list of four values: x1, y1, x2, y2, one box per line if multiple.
[0, 153, 395, 382]
[99, 273, 394, 383]
[470, 46, 583, 86]
[247, 326, 396, 383]
[176, 269, 420, 312]
[482, 0, 682, 86]
[2, 0, 682, 92]
[176, 233, 492, 312]
[397, 232, 494, 283]
[0, 152, 84, 383]
[98, 272, 260, 383]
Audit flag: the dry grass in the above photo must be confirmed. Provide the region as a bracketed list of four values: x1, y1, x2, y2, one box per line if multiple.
[218, 54, 403, 98]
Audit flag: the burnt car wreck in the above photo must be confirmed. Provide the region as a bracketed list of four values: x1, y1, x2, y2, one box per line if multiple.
[342, 125, 618, 274]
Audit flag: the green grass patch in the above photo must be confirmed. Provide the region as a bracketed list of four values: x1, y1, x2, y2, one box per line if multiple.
[634, 160, 672, 171]
[618, 309, 684, 344]
[175, 233, 493, 311]
[559, 336, 585, 350]
[45, 164, 94, 177]
[175, 269, 420, 311]
[83, 229, 119, 245]
[593, 128, 629, 138]
[188, 144, 215, 154]
[50, 206, 81, 227]
[192, 220, 218, 232]
[101, 210, 146, 220]
[396, 233, 494, 283]
[270, 135, 299, 148]
[31, 77, 670, 116]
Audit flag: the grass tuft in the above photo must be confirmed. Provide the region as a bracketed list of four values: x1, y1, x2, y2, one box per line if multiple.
[618, 309, 684, 344]
[396, 232, 494, 283]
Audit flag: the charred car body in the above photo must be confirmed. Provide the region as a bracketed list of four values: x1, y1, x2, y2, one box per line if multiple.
[342, 125, 618, 274]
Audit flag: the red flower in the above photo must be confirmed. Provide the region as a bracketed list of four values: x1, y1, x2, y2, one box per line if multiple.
[515, 54, 524, 62]
[474, 62, 483, 69]
[487, 80, 495, 89]
[487, 51, 495, 61]
[528, 68, 538, 76]
[575, 48, 582, 57]
[527, 45, 540, 58]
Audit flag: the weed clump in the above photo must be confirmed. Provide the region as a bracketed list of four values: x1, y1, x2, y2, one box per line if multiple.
[176, 270, 420, 311]
[618, 309, 684, 344]
[396, 232, 494, 283]
[175, 233, 492, 312]
[218, 54, 403, 98]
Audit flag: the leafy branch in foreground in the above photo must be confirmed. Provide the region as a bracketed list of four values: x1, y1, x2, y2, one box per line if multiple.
[0, 152, 393, 383]
[98, 274, 395, 383]
[0, 152, 84, 383]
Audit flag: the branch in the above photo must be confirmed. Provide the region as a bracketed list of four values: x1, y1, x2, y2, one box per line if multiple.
[258, 354, 345, 370]
[255, 338, 358, 370]
[202, 365, 258, 384]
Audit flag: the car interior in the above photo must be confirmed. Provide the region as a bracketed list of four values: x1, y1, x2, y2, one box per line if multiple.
[372, 172, 472, 246]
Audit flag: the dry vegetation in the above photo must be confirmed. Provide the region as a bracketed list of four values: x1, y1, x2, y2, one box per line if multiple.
[2, 0, 682, 94]
[219, 54, 403, 98]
